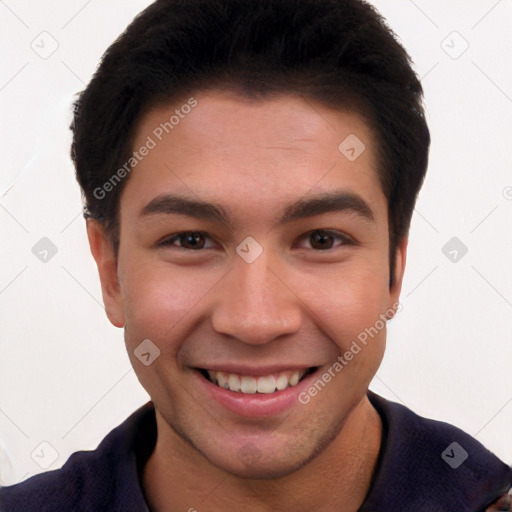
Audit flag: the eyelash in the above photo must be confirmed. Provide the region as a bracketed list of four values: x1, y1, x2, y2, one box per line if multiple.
[159, 231, 218, 250]
[158, 229, 354, 251]
[297, 229, 355, 250]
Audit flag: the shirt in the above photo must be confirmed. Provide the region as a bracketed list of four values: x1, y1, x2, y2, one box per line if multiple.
[0, 392, 510, 511]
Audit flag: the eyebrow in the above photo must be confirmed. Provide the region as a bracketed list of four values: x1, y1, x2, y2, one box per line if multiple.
[139, 191, 375, 227]
[140, 195, 230, 225]
[279, 191, 375, 224]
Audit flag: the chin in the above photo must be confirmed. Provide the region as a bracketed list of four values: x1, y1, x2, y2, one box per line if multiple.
[196, 425, 338, 481]
[210, 448, 312, 480]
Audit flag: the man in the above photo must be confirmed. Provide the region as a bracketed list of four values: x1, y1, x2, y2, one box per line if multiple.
[0, 0, 510, 510]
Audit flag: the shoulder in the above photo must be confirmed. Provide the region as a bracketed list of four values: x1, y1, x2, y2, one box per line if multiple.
[363, 392, 512, 511]
[0, 448, 111, 512]
[0, 402, 155, 512]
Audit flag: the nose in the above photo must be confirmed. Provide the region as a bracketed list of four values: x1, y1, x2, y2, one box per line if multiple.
[211, 251, 302, 345]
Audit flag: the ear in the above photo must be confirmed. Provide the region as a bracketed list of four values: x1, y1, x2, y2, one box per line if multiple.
[388, 237, 408, 315]
[86, 220, 126, 328]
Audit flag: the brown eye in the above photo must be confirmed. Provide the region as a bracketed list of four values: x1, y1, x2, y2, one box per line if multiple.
[296, 229, 352, 251]
[309, 230, 335, 250]
[180, 233, 206, 249]
[160, 231, 216, 250]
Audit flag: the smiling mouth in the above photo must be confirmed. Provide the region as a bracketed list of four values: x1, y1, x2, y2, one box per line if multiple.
[198, 367, 317, 394]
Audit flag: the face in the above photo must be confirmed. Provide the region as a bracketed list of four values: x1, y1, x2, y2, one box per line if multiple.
[88, 91, 406, 479]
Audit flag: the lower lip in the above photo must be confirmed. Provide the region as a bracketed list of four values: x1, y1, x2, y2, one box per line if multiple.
[194, 369, 318, 418]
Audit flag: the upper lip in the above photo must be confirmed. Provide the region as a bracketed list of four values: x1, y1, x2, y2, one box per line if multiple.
[195, 364, 316, 376]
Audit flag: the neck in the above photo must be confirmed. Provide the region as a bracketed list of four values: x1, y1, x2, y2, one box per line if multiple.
[142, 395, 382, 512]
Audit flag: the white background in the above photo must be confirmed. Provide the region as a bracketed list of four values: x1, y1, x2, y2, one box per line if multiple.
[0, 0, 511, 485]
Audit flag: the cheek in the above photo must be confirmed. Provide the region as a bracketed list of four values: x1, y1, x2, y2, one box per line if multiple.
[298, 261, 391, 353]
[119, 261, 215, 351]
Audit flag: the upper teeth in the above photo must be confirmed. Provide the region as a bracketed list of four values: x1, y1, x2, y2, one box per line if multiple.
[206, 369, 308, 394]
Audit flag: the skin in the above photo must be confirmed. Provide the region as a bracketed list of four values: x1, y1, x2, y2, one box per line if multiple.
[87, 91, 407, 511]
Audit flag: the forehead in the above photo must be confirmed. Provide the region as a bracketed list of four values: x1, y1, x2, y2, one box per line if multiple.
[121, 91, 385, 224]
